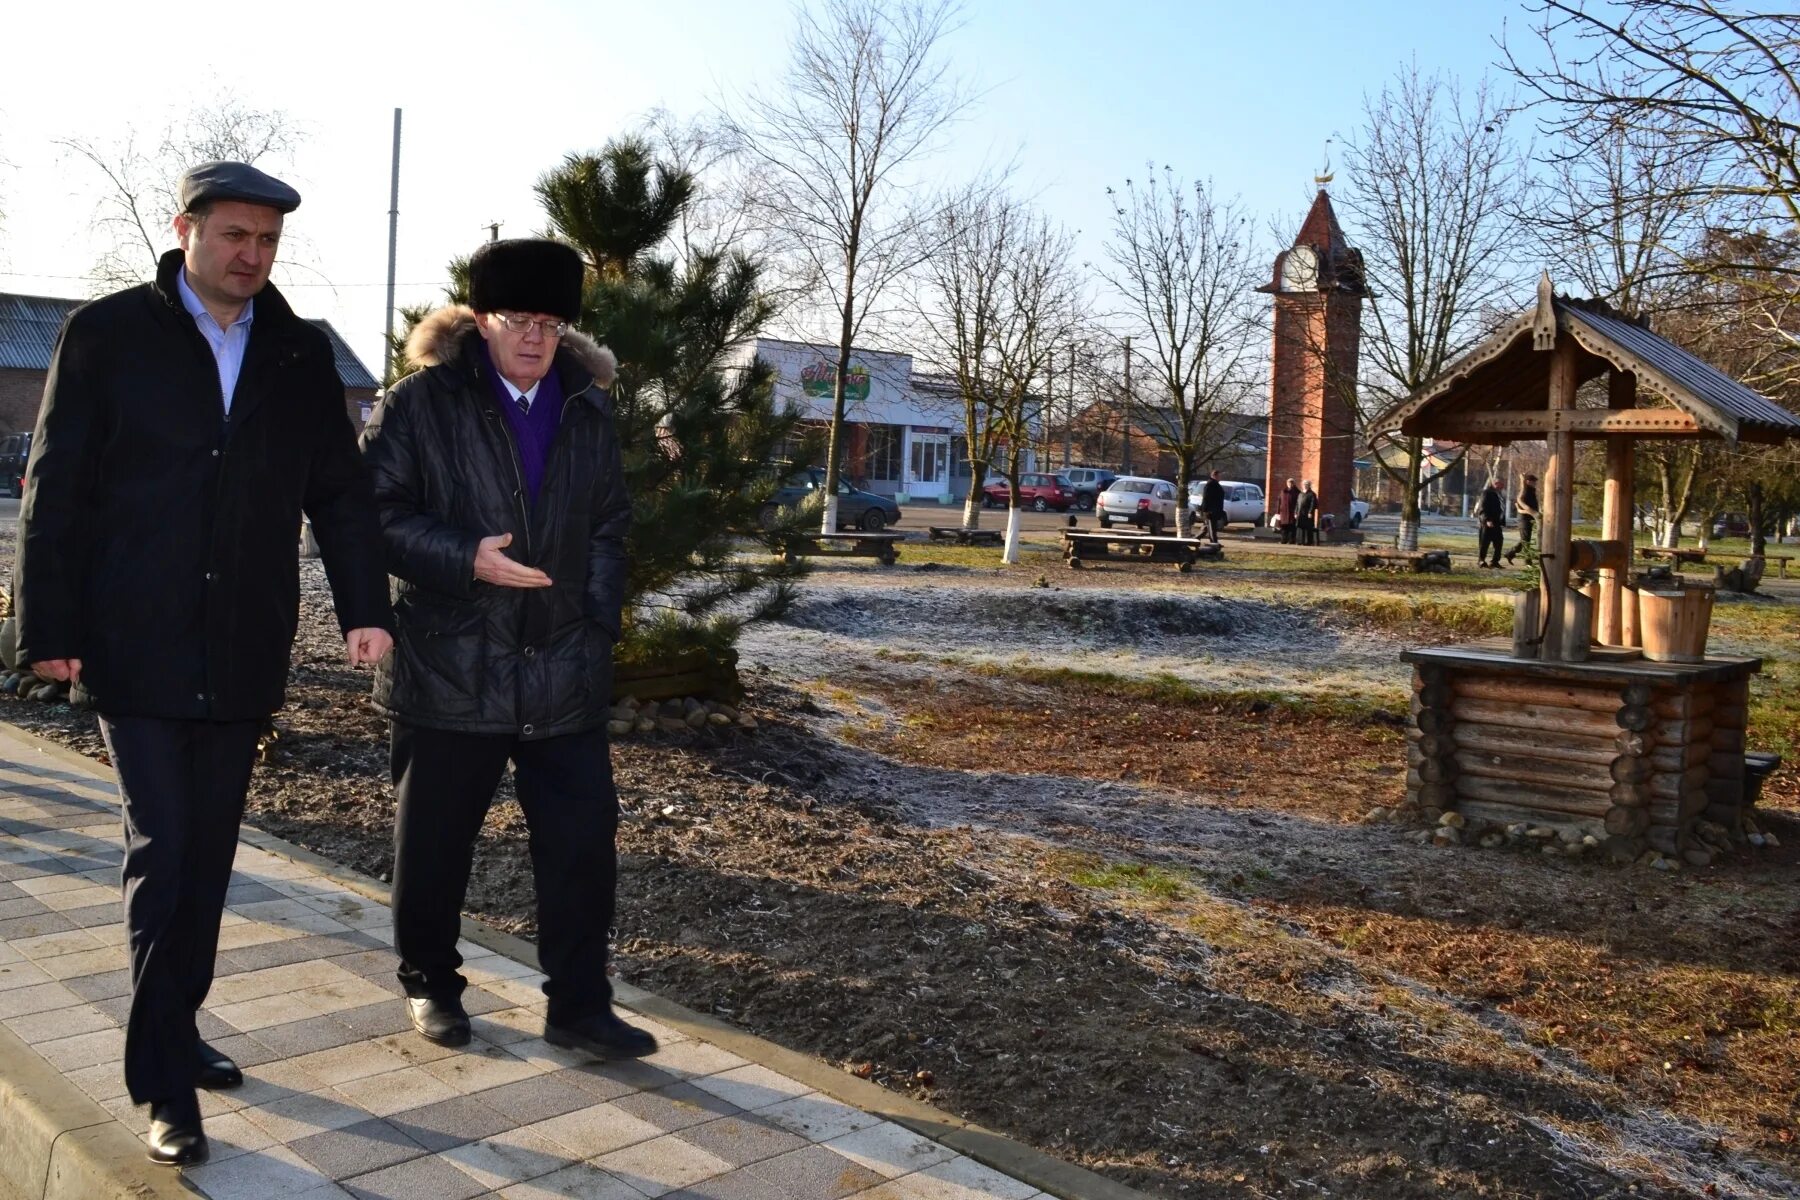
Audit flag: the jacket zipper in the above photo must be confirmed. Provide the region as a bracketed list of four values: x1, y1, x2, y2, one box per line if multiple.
[476, 362, 537, 564]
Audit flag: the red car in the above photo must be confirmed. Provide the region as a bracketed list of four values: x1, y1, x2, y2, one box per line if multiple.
[981, 473, 1075, 512]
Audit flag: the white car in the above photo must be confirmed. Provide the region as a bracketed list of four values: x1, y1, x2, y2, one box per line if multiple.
[1097, 476, 1179, 535]
[1349, 498, 1370, 527]
[1186, 479, 1266, 528]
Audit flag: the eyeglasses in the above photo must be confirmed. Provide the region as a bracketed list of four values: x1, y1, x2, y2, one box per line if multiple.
[496, 313, 568, 338]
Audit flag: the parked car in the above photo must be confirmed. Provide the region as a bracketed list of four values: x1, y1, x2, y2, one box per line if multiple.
[0, 432, 30, 499]
[1349, 498, 1370, 527]
[1061, 466, 1118, 511]
[1711, 512, 1750, 538]
[760, 467, 902, 532]
[1184, 479, 1265, 529]
[981, 472, 1075, 511]
[1097, 475, 1179, 535]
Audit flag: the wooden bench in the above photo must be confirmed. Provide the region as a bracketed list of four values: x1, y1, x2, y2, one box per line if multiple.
[1062, 530, 1223, 573]
[1748, 552, 1797, 579]
[1637, 546, 1709, 567]
[926, 526, 1005, 547]
[780, 531, 904, 566]
[1356, 549, 1451, 573]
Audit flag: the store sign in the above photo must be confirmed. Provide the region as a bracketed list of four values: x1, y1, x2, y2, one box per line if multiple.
[800, 358, 871, 403]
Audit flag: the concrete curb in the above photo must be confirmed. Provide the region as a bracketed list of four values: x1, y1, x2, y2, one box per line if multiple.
[0, 718, 1149, 1200]
[0, 1021, 193, 1200]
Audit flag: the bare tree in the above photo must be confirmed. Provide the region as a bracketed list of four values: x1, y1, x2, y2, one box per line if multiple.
[1100, 168, 1263, 537]
[1343, 64, 1526, 548]
[721, 0, 968, 532]
[59, 92, 300, 290]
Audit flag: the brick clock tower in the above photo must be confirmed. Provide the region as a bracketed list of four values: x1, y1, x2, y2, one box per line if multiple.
[1260, 189, 1367, 531]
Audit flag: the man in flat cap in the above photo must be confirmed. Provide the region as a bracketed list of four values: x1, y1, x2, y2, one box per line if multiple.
[361, 238, 654, 1060]
[14, 161, 393, 1164]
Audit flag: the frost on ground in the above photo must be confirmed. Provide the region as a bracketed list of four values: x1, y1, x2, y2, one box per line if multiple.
[742, 583, 1411, 700]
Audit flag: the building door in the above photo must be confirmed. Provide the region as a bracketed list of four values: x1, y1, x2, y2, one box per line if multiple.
[907, 432, 951, 500]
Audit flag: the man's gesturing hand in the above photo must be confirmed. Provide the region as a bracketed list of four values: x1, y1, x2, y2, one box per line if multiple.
[31, 658, 82, 685]
[474, 533, 553, 588]
[346, 629, 393, 666]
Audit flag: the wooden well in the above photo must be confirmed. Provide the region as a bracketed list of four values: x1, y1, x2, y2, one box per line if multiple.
[1375, 276, 1800, 860]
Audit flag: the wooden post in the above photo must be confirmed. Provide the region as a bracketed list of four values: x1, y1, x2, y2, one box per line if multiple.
[1540, 338, 1578, 660]
[1599, 371, 1637, 645]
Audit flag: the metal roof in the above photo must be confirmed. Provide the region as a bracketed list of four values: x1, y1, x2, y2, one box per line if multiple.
[0, 292, 379, 390]
[1373, 276, 1800, 445]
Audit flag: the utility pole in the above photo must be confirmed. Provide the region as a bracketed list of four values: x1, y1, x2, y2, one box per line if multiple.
[487, 222, 501, 243]
[1063, 344, 1074, 468]
[1121, 336, 1133, 475]
[382, 108, 402, 383]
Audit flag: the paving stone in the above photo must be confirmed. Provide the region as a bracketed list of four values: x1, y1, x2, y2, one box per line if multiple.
[63, 966, 132, 1001]
[37, 1026, 125, 1070]
[867, 1157, 1041, 1200]
[687, 1063, 812, 1113]
[613, 1081, 742, 1133]
[496, 1161, 642, 1199]
[242, 1089, 371, 1142]
[0, 911, 75, 940]
[198, 1006, 239, 1040]
[206, 1031, 284, 1070]
[228, 1059, 332, 1109]
[595, 1132, 736, 1196]
[387, 1092, 517, 1152]
[64, 1060, 130, 1102]
[290, 1117, 427, 1181]
[676, 1115, 809, 1167]
[420, 1040, 540, 1093]
[342, 1152, 490, 1200]
[441, 1125, 572, 1190]
[252, 1014, 367, 1057]
[0, 896, 50, 920]
[659, 1166, 792, 1200]
[823, 1122, 957, 1180]
[37, 944, 129, 980]
[474, 1069, 613, 1125]
[290, 1039, 417, 1086]
[183, 1143, 337, 1199]
[199, 1109, 281, 1162]
[324, 950, 398, 979]
[54, 901, 122, 930]
[0, 979, 82, 1019]
[745, 1145, 885, 1199]
[331, 1065, 462, 1118]
[225, 881, 287, 906]
[753, 1094, 882, 1143]
[4, 1001, 113, 1042]
[460, 987, 512, 1016]
[524, 1101, 665, 1158]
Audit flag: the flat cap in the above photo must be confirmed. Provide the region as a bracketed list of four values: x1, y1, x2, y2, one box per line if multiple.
[178, 160, 302, 214]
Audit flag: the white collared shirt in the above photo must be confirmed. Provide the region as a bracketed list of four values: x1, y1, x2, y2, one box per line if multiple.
[500, 378, 542, 412]
[176, 268, 254, 414]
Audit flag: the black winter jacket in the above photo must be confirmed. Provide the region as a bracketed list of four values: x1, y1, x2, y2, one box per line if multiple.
[1480, 488, 1507, 525]
[360, 307, 629, 739]
[13, 250, 392, 720]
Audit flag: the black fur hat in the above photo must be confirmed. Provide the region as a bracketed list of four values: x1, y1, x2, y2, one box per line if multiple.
[468, 239, 584, 322]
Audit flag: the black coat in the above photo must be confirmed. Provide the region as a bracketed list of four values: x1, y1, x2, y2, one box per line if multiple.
[1297, 489, 1318, 521]
[361, 307, 629, 739]
[13, 250, 392, 720]
[1480, 487, 1507, 525]
[1200, 479, 1225, 514]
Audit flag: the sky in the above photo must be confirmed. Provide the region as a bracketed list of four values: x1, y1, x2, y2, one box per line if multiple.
[0, 0, 1553, 375]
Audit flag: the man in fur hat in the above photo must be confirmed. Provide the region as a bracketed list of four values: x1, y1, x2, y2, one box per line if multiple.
[361, 238, 654, 1059]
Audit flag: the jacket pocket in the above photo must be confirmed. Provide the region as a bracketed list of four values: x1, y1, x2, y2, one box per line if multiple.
[393, 594, 486, 721]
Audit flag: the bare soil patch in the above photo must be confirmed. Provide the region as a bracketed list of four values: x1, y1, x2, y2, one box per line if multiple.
[1, 542, 1796, 1199]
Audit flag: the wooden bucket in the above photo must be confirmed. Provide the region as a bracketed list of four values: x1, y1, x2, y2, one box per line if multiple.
[1619, 584, 1641, 648]
[1559, 588, 1592, 662]
[1511, 590, 1541, 659]
[1574, 581, 1601, 639]
[1638, 588, 1714, 663]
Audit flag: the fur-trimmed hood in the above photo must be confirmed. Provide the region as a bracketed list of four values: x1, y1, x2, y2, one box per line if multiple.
[403, 305, 616, 389]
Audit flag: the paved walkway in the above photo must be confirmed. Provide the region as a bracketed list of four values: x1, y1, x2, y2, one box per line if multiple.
[0, 723, 1093, 1200]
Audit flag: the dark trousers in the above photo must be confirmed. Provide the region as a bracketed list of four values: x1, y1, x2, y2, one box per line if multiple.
[1204, 510, 1224, 543]
[1299, 517, 1317, 546]
[1479, 523, 1505, 564]
[1508, 515, 1535, 560]
[390, 722, 618, 1025]
[1279, 520, 1296, 544]
[99, 716, 260, 1105]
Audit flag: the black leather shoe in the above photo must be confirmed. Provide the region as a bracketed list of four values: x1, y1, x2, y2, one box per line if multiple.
[408, 995, 471, 1047]
[146, 1092, 208, 1166]
[544, 1009, 659, 1060]
[195, 1040, 242, 1090]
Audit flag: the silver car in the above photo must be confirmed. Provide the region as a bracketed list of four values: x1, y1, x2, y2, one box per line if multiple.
[1097, 476, 1179, 535]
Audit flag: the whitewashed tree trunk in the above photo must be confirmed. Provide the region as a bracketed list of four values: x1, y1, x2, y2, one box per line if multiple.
[821, 494, 840, 535]
[1001, 507, 1023, 564]
[962, 488, 980, 529]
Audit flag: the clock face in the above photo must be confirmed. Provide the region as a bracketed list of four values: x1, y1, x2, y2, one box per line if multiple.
[1281, 245, 1319, 292]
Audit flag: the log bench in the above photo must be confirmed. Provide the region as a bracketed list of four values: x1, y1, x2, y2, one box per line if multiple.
[780, 531, 903, 566]
[1747, 552, 1796, 579]
[927, 526, 1005, 546]
[1062, 529, 1223, 572]
[1356, 548, 1452, 573]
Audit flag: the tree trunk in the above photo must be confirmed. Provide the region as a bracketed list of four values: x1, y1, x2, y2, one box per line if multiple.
[1003, 443, 1023, 564]
[1174, 459, 1192, 538]
[822, 259, 858, 534]
[962, 400, 982, 529]
[1002, 506, 1023, 564]
[1397, 436, 1424, 551]
[1749, 482, 1766, 557]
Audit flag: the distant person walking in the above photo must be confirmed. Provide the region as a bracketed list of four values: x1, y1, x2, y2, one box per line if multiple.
[1297, 480, 1319, 546]
[1478, 478, 1507, 568]
[1200, 469, 1225, 543]
[12, 162, 393, 1166]
[1277, 477, 1301, 544]
[1505, 473, 1540, 565]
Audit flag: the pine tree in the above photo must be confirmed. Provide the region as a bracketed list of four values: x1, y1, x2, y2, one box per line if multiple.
[390, 137, 817, 668]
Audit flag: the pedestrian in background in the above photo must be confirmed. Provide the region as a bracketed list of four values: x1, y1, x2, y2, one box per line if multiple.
[1478, 478, 1507, 568]
[1297, 480, 1319, 546]
[1276, 476, 1300, 544]
[1505, 473, 1540, 565]
[13, 162, 393, 1165]
[1200, 468, 1226, 544]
